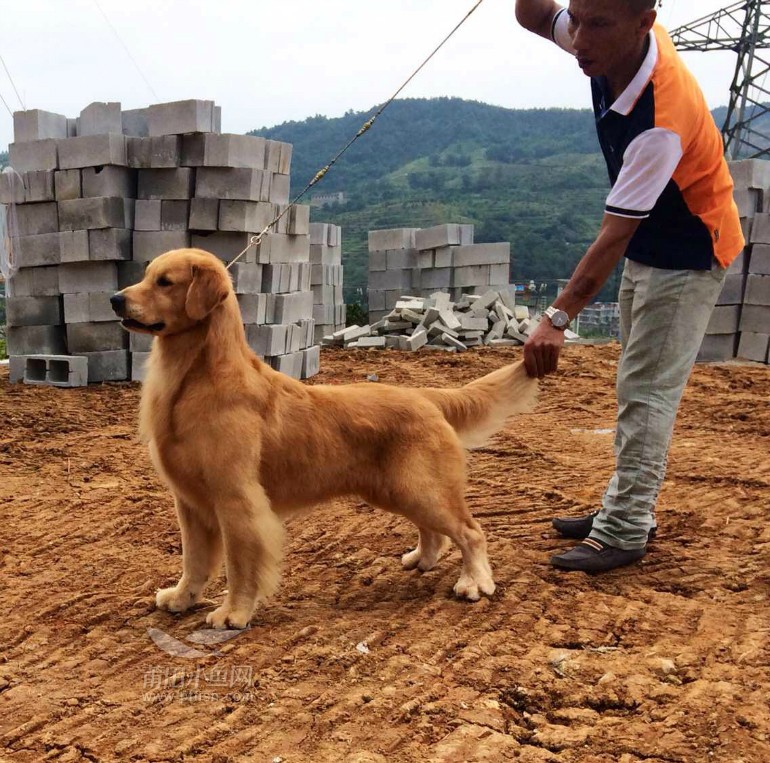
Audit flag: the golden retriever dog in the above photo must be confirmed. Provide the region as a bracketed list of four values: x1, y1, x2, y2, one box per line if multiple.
[111, 248, 537, 629]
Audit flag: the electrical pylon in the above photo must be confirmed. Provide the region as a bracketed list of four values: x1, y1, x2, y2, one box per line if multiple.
[670, 1, 770, 159]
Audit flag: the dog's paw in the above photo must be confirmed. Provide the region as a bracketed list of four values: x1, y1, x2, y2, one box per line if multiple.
[401, 548, 421, 570]
[156, 586, 199, 613]
[206, 604, 251, 631]
[453, 573, 496, 602]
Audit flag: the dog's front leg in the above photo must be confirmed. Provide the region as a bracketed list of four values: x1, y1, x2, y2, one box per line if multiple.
[156, 496, 223, 614]
[206, 482, 284, 630]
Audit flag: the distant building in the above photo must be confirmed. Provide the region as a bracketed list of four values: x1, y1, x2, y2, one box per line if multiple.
[310, 191, 346, 208]
[580, 302, 621, 337]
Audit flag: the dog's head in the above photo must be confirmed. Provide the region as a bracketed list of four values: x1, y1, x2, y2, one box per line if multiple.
[110, 248, 232, 336]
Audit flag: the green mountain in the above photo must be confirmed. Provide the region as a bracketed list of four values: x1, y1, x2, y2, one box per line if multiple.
[251, 97, 614, 303]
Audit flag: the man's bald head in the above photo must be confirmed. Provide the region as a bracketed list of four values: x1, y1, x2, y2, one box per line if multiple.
[626, 0, 656, 12]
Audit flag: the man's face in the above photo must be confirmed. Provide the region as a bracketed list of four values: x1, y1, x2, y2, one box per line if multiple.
[567, 0, 655, 79]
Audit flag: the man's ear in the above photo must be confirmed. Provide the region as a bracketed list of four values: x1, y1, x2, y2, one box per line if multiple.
[185, 264, 229, 320]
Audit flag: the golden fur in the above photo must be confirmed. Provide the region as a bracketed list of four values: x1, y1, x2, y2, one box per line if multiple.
[114, 248, 538, 629]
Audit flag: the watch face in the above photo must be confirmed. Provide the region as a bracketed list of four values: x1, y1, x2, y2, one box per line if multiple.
[551, 310, 569, 328]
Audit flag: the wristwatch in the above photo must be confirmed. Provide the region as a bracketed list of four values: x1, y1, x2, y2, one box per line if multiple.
[544, 305, 570, 330]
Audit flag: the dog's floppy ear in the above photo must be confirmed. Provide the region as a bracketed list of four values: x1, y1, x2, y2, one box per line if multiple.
[185, 263, 229, 320]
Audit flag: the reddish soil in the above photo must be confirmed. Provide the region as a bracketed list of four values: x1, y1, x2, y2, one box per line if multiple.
[1, 345, 769, 763]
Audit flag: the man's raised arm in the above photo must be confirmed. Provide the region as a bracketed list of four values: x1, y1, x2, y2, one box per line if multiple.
[515, 0, 562, 40]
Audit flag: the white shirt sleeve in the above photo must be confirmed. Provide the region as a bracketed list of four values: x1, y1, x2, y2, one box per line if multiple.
[550, 7, 576, 54]
[605, 128, 684, 219]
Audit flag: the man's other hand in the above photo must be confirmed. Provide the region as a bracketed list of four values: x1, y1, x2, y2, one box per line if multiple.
[523, 320, 566, 378]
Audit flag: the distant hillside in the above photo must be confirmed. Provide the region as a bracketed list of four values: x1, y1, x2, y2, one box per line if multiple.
[251, 97, 740, 306]
[251, 97, 616, 303]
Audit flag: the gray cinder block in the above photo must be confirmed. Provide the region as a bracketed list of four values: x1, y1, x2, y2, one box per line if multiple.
[130, 331, 153, 352]
[195, 167, 267, 202]
[246, 324, 287, 356]
[369, 251, 387, 271]
[218, 200, 275, 232]
[81, 166, 137, 198]
[181, 133, 267, 168]
[414, 223, 474, 251]
[59, 262, 118, 294]
[9, 202, 59, 236]
[122, 108, 150, 138]
[0, 170, 26, 204]
[128, 136, 181, 168]
[135, 199, 162, 231]
[137, 168, 194, 200]
[63, 292, 116, 323]
[161, 200, 190, 231]
[67, 321, 128, 353]
[58, 197, 133, 231]
[739, 304, 770, 333]
[131, 351, 151, 382]
[10, 232, 62, 267]
[301, 346, 320, 379]
[20, 170, 55, 202]
[132, 231, 191, 263]
[75, 350, 130, 382]
[386, 250, 417, 270]
[716, 273, 746, 306]
[228, 263, 263, 294]
[268, 173, 289, 205]
[6, 325, 66, 355]
[60, 230, 90, 263]
[749, 245, 770, 275]
[13, 109, 68, 142]
[89, 228, 132, 261]
[147, 99, 217, 136]
[6, 296, 62, 327]
[190, 232, 257, 264]
[189, 198, 219, 231]
[256, 233, 310, 264]
[7, 265, 60, 297]
[737, 332, 770, 363]
[420, 268, 453, 289]
[698, 332, 735, 362]
[237, 293, 267, 324]
[706, 305, 741, 335]
[57, 134, 128, 169]
[10, 354, 88, 387]
[745, 274, 770, 305]
[79, 102, 122, 136]
[452, 243, 510, 267]
[368, 228, 418, 251]
[54, 169, 82, 201]
[287, 204, 310, 235]
[118, 261, 147, 290]
[9, 139, 59, 172]
[729, 159, 770, 190]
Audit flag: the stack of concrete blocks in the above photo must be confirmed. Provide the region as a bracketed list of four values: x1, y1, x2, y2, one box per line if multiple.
[3, 103, 139, 384]
[309, 222, 345, 342]
[698, 159, 770, 364]
[321, 288, 566, 353]
[367, 224, 512, 323]
[2, 100, 321, 384]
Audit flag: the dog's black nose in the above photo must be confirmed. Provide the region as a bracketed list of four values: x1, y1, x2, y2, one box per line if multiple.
[110, 293, 126, 316]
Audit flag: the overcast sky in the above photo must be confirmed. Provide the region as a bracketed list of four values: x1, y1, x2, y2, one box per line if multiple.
[0, 1, 737, 150]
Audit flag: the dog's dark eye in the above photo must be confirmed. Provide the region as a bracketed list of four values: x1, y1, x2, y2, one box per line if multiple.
[156, 276, 173, 287]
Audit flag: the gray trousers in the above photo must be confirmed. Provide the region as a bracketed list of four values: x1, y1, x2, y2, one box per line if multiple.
[590, 258, 727, 550]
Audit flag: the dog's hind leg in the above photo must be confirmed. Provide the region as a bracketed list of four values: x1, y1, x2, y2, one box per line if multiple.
[206, 482, 284, 630]
[401, 528, 451, 572]
[156, 496, 223, 614]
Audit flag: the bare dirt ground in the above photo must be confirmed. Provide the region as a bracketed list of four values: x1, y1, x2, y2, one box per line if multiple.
[1, 344, 769, 763]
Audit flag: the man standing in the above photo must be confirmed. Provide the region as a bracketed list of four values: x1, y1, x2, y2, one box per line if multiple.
[515, 0, 744, 572]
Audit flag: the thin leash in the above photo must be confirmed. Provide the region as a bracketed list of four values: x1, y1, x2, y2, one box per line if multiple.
[225, 0, 486, 271]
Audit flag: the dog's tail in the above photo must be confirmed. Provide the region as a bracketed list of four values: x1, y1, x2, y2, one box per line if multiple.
[417, 360, 538, 449]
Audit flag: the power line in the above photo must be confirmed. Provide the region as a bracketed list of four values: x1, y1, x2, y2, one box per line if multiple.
[0, 87, 14, 119]
[0, 53, 24, 110]
[92, 0, 159, 101]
